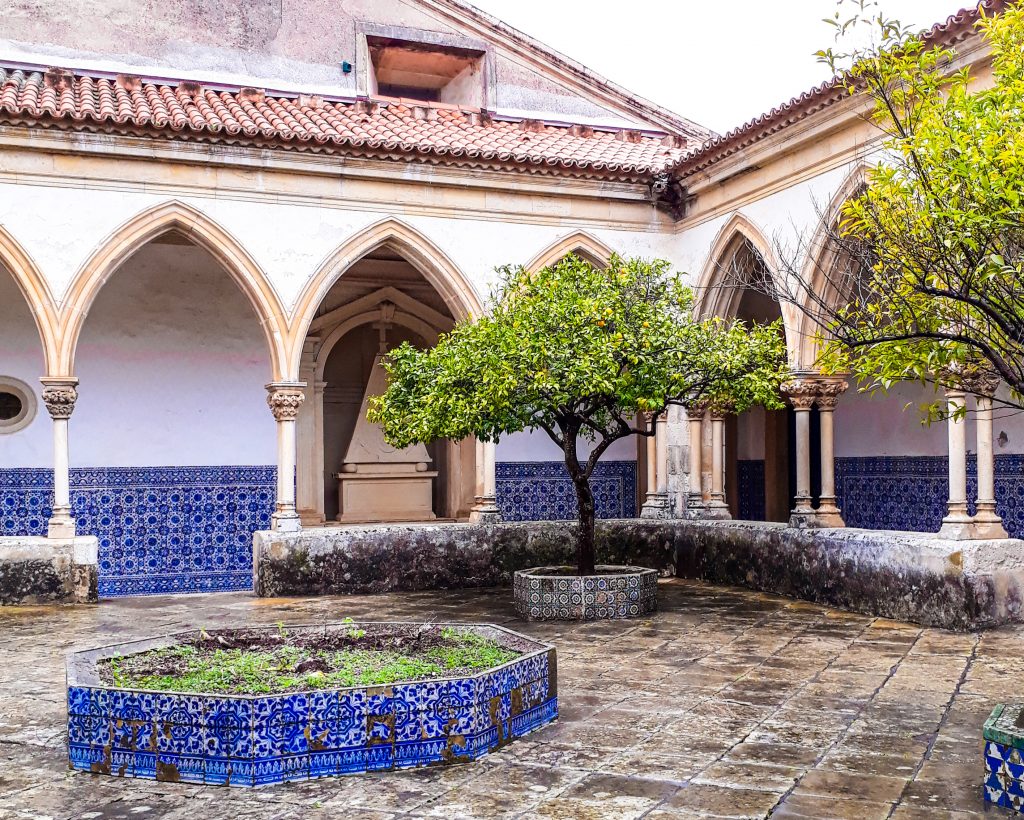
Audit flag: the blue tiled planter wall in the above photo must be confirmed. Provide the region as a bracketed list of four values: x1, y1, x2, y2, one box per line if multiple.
[67, 625, 558, 786]
[496, 460, 637, 521]
[0, 466, 275, 597]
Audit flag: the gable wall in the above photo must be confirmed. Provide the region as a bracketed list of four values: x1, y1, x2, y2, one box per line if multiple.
[1, 0, 658, 128]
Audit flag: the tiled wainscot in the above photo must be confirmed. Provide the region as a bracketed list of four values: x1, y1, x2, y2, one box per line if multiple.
[496, 461, 637, 521]
[0, 466, 275, 597]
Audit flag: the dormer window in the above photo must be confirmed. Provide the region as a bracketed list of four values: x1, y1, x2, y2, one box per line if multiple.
[357, 24, 492, 109]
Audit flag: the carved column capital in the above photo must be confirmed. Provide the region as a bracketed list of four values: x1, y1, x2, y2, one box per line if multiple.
[959, 367, 1001, 398]
[684, 400, 709, 419]
[781, 379, 817, 411]
[39, 377, 79, 420]
[814, 379, 849, 411]
[265, 382, 307, 421]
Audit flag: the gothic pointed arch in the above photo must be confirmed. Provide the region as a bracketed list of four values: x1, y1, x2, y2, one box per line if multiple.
[57, 200, 288, 378]
[0, 225, 60, 373]
[795, 163, 871, 370]
[525, 230, 615, 272]
[286, 217, 484, 377]
[694, 213, 778, 319]
[694, 212, 802, 365]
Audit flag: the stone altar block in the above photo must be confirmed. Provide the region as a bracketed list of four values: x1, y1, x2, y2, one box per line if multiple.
[335, 354, 436, 522]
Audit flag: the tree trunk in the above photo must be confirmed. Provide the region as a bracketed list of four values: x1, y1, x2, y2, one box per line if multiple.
[570, 475, 597, 575]
[561, 425, 597, 575]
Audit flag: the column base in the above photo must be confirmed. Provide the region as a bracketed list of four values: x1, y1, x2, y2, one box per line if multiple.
[800, 499, 846, 529]
[640, 493, 671, 520]
[685, 495, 705, 520]
[47, 509, 76, 540]
[938, 511, 975, 540]
[271, 510, 303, 532]
[698, 500, 732, 521]
[788, 505, 816, 529]
[469, 497, 502, 524]
[298, 509, 326, 526]
[971, 505, 1008, 540]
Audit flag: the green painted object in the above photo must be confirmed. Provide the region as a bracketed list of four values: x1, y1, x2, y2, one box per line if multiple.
[984, 704, 1024, 750]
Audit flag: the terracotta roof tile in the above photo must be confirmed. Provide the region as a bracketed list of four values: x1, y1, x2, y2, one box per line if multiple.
[0, 65, 692, 179]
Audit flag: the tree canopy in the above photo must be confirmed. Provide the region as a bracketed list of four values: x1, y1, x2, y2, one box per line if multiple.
[369, 254, 787, 574]
[804, 1, 1024, 415]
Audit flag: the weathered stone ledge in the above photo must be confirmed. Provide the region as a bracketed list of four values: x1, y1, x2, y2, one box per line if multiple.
[253, 520, 1024, 631]
[0, 536, 98, 605]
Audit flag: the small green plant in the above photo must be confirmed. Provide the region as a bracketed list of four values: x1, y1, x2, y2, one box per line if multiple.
[340, 617, 366, 640]
[99, 629, 519, 695]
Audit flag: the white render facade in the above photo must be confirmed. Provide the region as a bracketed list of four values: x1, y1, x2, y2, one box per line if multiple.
[1, 0, 1019, 597]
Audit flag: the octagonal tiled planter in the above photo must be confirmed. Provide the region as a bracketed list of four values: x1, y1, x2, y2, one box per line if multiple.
[66, 622, 557, 787]
[513, 565, 658, 620]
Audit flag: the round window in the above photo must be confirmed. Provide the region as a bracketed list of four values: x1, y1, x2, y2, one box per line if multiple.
[0, 378, 36, 433]
[0, 391, 23, 420]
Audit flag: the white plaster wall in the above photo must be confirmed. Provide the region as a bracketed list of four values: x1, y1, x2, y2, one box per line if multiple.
[0, 0, 656, 129]
[672, 160, 869, 291]
[0, 266, 50, 467]
[71, 243, 275, 467]
[0, 183, 680, 322]
[835, 381, 1024, 459]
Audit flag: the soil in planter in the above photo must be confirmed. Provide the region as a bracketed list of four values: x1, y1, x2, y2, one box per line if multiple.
[98, 623, 521, 695]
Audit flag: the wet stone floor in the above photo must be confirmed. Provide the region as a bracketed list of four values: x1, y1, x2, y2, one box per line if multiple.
[0, 579, 1020, 819]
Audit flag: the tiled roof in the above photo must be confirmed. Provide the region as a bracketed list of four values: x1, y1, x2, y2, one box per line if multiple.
[674, 1, 1003, 179]
[0, 65, 692, 179]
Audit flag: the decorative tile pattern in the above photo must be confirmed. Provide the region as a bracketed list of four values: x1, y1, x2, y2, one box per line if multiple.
[737, 460, 766, 522]
[0, 466, 275, 597]
[66, 623, 558, 788]
[984, 705, 1024, 813]
[835, 455, 1024, 537]
[513, 565, 657, 620]
[496, 461, 637, 522]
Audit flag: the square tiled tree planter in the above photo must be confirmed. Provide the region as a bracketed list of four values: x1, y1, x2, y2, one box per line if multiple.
[513, 565, 658, 620]
[985, 704, 1024, 812]
[66, 622, 557, 787]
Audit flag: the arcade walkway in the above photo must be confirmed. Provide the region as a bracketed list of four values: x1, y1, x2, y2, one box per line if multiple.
[0, 580, 1015, 818]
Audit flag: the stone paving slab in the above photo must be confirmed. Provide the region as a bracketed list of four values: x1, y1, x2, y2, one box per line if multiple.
[0, 579, 1020, 818]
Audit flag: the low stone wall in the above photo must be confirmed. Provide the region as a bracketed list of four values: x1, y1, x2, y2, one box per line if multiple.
[253, 522, 677, 599]
[253, 521, 1024, 631]
[0, 536, 98, 605]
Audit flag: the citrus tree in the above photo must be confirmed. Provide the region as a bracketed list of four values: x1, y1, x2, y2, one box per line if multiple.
[368, 254, 788, 575]
[786, 1, 1024, 415]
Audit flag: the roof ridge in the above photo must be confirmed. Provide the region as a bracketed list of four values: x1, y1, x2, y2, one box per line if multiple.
[674, 0, 1002, 178]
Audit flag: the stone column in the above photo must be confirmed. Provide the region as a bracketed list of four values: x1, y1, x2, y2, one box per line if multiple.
[814, 379, 848, 528]
[685, 404, 706, 518]
[469, 440, 501, 522]
[41, 377, 79, 539]
[641, 413, 670, 519]
[783, 380, 816, 527]
[312, 379, 327, 523]
[704, 409, 731, 519]
[938, 388, 973, 540]
[296, 345, 321, 525]
[969, 372, 1007, 539]
[266, 382, 306, 532]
